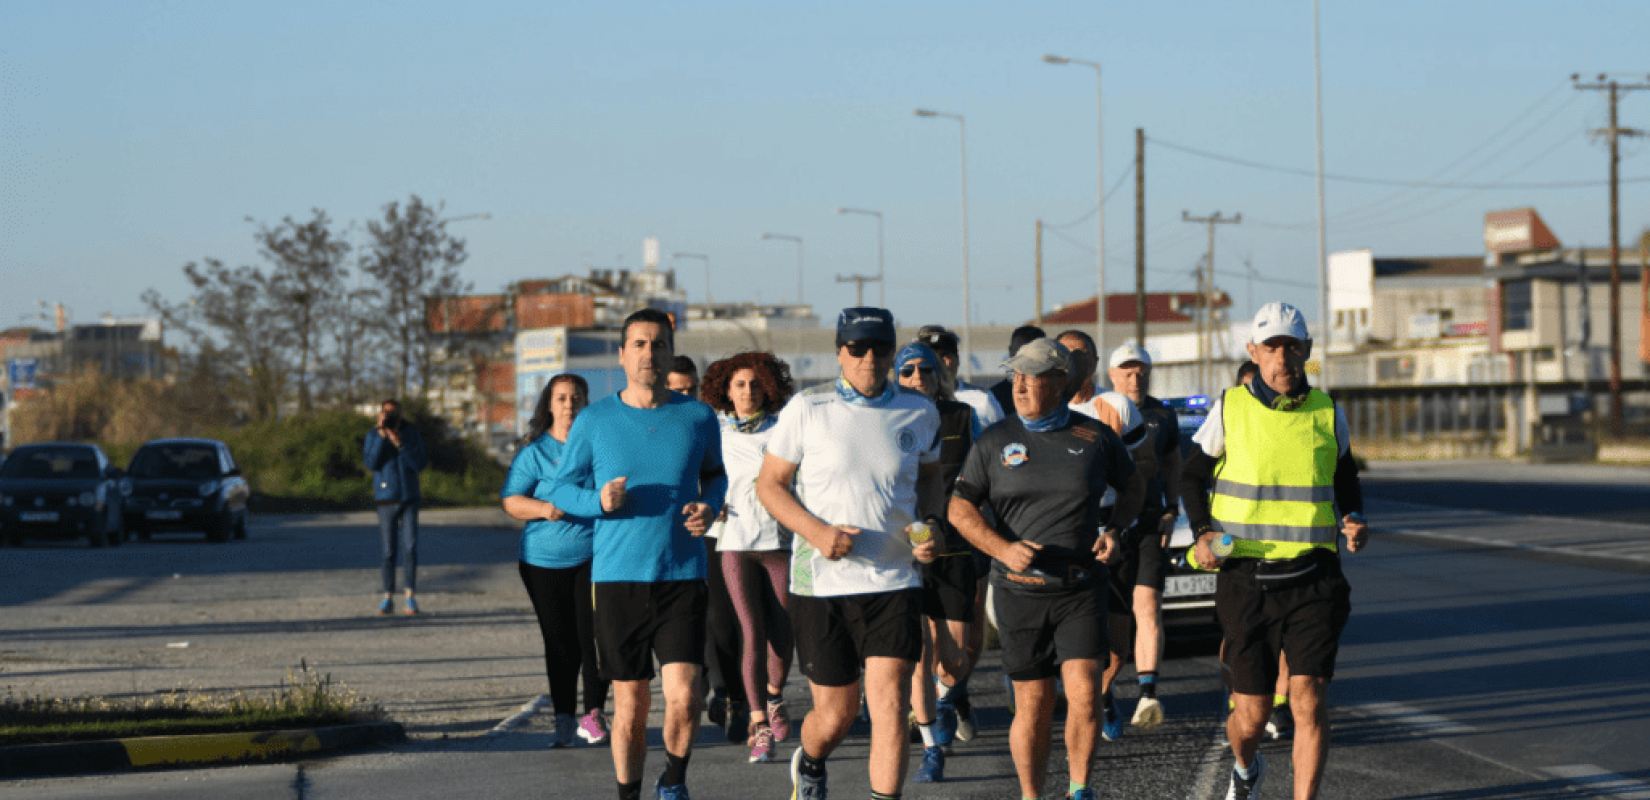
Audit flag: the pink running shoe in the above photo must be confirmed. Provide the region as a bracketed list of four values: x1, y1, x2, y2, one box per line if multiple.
[577, 708, 610, 744]
[748, 724, 775, 763]
[766, 699, 791, 742]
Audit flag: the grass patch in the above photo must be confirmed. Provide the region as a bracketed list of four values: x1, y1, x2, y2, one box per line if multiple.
[0, 664, 382, 747]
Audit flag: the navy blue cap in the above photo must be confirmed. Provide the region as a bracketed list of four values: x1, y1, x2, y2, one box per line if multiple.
[836, 307, 896, 343]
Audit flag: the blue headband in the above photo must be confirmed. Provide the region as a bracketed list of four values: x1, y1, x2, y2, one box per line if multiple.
[896, 342, 941, 372]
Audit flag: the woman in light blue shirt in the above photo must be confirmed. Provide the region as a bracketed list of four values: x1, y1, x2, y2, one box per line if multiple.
[501, 373, 609, 749]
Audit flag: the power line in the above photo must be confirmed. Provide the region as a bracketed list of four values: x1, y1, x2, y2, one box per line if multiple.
[1045, 163, 1138, 230]
[1146, 134, 1648, 189]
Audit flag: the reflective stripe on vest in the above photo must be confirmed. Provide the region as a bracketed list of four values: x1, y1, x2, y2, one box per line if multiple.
[1209, 385, 1339, 560]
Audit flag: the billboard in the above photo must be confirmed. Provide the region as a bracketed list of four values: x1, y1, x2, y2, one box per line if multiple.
[515, 328, 567, 438]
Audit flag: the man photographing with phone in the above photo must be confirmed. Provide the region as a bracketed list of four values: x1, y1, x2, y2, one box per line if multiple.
[364, 399, 429, 616]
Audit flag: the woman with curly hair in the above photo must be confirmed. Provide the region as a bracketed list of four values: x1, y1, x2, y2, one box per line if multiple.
[500, 374, 611, 749]
[700, 351, 796, 764]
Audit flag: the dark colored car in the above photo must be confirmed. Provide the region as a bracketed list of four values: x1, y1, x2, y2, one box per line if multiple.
[1160, 395, 1219, 638]
[0, 443, 125, 547]
[121, 438, 250, 543]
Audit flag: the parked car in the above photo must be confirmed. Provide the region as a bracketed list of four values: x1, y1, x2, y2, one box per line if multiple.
[121, 438, 250, 543]
[1160, 395, 1219, 638]
[0, 443, 125, 547]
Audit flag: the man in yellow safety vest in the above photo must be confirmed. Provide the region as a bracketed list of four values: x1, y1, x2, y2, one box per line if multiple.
[1179, 301, 1369, 800]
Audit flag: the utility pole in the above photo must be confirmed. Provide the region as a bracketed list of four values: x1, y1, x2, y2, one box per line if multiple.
[1183, 211, 1242, 395]
[1572, 72, 1648, 434]
[1135, 128, 1146, 347]
[834, 274, 880, 307]
[1034, 219, 1045, 326]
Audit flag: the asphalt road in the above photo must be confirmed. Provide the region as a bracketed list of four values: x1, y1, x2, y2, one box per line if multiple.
[4, 460, 1649, 799]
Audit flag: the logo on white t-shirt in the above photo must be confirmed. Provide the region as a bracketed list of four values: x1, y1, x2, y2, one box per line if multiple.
[1002, 442, 1029, 468]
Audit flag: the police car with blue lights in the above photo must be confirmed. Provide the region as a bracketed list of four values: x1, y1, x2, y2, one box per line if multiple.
[1161, 395, 1218, 638]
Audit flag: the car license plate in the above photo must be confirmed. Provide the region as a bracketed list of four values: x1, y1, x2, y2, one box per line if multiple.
[20, 511, 59, 522]
[146, 510, 183, 520]
[1164, 573, 1217, 598]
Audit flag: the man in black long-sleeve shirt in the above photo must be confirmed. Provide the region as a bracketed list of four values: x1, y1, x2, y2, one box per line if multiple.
[1178, 302, 1368, 800]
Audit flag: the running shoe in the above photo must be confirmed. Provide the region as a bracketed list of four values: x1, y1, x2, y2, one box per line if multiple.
[375, 597, 393, 616]
[550, 713, 577, 748]
[1265, 703, 1294, 741]
[912, 745, 945, 783]
[1131, 696, 1165, 729]
[767, 698, 791, 742]
[954, 687, 976, 741]
[707, 687, 728, 728]
[933, 682, 958, 748]
[654, 778, 691, 800]
[789, 747, 828, 800]
[1069, 789, 1097, 800]
[725, 701, 749, 744]
[577, 708, 610, 744]
[402, 596, 420, 615]
[748, 724, 776, 763]
[1101, 695, 1124, 741]
[1224, 753, 1266, 800]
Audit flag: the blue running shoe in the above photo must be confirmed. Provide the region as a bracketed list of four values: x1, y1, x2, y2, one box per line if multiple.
[933, 683, 958, 748]
[913, 745, 945, 783]
[1069, 789, 1097, 800]
[654, 777, 690, 800]
[1224, 752, 1266, 800]
[402, 596, 420, 615]
[790, 747, 827, 800]
[375, 597, 393, 616]
[1101, 695, 1124, 742]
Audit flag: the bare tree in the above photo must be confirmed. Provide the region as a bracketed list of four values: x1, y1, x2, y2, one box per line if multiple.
[255, 209, 350, 413]
[360, 195, 472, 398]
[143, 259, 292, 422]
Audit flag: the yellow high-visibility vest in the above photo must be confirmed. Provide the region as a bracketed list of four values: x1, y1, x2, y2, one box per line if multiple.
[1209, 385, 1339, 560]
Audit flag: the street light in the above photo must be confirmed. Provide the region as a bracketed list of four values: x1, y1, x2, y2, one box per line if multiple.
[913, 108, 973, 383]
[670, 252, 712, 303]
[835, 207, 884, 307]
[760, 233, 806, 376]
[1042, 53, 1107, 365]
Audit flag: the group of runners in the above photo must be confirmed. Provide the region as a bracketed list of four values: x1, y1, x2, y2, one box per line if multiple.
[500, 299, 1366, 800]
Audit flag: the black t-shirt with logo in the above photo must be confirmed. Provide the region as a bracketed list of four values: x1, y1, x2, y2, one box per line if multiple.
[952, 414, 1135, 593]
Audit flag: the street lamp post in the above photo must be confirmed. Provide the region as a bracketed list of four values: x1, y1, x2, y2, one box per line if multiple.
[1043, 54, 1107, 364]
[835, 207, 884, 307]
[914, 108, 973, 383]
[760, 233, 806, 377]
[670, 252, 712, 303]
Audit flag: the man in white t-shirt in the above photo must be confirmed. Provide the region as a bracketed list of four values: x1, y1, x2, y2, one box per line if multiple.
[758, 307, 946, 800]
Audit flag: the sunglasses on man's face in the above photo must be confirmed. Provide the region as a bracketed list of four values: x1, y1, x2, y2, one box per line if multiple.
[844, 341, 894, 358]
[898, 366, 936, 378]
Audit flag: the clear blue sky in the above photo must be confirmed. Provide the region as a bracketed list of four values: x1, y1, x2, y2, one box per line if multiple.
[3, 1, 1645, 337]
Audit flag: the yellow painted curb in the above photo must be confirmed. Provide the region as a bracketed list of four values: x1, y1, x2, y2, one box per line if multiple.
[122, 729, 324, 767]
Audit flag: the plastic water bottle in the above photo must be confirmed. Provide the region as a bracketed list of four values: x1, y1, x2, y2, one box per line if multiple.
[906, 521, 936, 563]
[1183, 533, 1235, 571]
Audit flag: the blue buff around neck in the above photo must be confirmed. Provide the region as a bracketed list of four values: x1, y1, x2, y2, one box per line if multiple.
[1019, 404, 1071, 433]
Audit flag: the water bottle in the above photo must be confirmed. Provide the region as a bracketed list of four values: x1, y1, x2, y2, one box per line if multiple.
[1181, 533, 1234, 571]
[906, 521, 936, 563]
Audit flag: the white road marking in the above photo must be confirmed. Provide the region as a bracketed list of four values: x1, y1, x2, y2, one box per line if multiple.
[1380, 523, 1650, 566]
[487, 694, 549, 737]
[1544, 765, 1650, 799]
[1351, 701, 1476, 735]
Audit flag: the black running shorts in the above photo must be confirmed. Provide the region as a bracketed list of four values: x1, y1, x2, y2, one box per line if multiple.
[1216, 551, 1352, 696]
[593, 579, 708, 682]
[920, 552, 979, 622]
[991, 581, 1109, 681]
[790, 589, 923, 687]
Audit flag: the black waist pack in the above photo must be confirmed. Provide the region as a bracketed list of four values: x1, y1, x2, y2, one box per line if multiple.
[1249, 550, 1338, 592]
[1003, 549, 1102, 593]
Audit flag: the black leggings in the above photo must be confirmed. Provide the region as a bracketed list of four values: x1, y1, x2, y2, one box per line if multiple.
[518, 560, 608, 716]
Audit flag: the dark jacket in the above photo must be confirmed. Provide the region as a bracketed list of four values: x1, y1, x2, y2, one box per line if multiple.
[364, 426, 429, 503]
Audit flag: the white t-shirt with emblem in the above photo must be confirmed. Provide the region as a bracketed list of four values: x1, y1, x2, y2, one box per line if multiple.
[767, 384, 942, 597]
[711, 414, 789, 552]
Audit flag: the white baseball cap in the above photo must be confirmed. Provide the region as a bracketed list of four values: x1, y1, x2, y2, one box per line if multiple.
[1107, 342, 1152, 370]
[1250, 302, 1311, 344]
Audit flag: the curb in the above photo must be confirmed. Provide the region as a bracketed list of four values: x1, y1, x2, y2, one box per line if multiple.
[0, 721, 405, 779]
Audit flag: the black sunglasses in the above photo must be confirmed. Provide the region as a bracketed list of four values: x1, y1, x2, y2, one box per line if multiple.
[844, 341, 894, 358]
[898, 365, 935, 378]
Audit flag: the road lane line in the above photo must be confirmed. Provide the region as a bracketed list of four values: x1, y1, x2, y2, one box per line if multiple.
[486, 694, 549, 737]
[1351, 701, 1476, 735]
[1544, 765, 1650, 799]
[1380, 525, 1650, 566]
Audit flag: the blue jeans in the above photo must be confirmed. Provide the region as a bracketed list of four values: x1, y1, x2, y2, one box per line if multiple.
[378, 502, 419, 593]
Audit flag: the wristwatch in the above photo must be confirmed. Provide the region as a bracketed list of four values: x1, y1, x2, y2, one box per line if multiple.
[1345, 511, 1366, 526]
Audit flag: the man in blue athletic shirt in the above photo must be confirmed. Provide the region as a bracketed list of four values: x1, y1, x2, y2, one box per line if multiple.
[549, 308, 728, 800]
